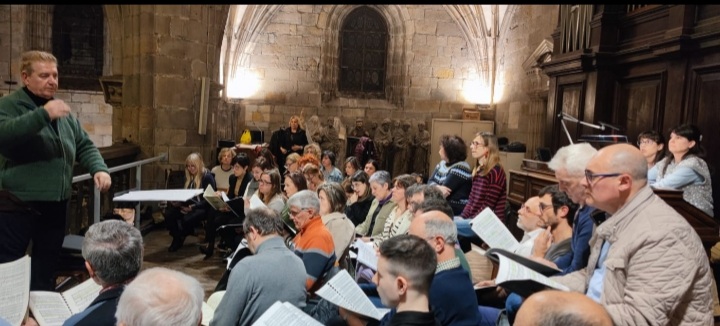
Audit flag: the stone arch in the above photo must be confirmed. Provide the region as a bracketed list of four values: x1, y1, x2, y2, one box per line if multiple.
[319, 5, 412, 107]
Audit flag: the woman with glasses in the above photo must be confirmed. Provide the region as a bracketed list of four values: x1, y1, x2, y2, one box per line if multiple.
[354, 171, 397, 238]
[284, 152, 301, 175]
[201, 153, 253, 259]
[345, 171, 373, 226]
[428, 134, 472, 216]
[245, 168, 285, 217]
[303, 163, 325, 192]
[455, 132, 507, 242]
[317, 183, 355, 261]
[165, 152, 217, 252]
[636, 130, 665, 169]
[651, 124, 714, 217]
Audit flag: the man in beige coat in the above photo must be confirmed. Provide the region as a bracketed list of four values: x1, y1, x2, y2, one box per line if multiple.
[552, 143, 713, 325]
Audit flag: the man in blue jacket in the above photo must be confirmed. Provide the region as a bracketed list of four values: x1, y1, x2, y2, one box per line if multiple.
[0, 50, 111, 291]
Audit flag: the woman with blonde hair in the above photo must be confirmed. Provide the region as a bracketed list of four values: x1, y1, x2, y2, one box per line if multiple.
[284, 152, 301, 175]
[456, 132, 507, 241]
[211, 147, 235, 193]
[166, 152, 217, 252]
[281, 115, 308, 157]
[303, 143, 322, 161]
[303, 163, 325, 192]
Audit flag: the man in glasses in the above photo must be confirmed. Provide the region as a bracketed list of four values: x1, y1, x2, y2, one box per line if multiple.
[514, 196, 546, 257]
[210, 207, 306, 326]
[552, 143, 712, 325]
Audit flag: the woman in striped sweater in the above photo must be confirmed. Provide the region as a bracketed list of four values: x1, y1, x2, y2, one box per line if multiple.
[428, 134, 472, 216]
[455, 132, 507, 241]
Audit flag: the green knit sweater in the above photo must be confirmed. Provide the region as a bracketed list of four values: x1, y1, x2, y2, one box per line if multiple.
[0, 88, 109, 201]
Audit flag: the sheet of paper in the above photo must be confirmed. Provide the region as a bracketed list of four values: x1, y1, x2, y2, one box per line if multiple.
[470, 207, 520, 252]
[315, 270, 386, 321]
[0, 255, 30, 326]
[113, 189, 203, 202]
[28, 292, 73, 326]
[353, 239, 377, 271]
[251, 301, 322, 326]
[249, 194, 267, 210]
[495, 254, 569, 291]
[63, 278, 101, 314]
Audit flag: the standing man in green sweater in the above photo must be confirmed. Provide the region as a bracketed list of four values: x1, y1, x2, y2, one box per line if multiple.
[0, 50, 111, 291]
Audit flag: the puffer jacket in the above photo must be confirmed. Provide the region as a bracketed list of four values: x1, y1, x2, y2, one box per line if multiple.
[553, 185, 713, 325]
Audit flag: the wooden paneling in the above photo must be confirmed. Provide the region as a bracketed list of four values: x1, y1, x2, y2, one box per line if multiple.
[614, 72, 666, 143]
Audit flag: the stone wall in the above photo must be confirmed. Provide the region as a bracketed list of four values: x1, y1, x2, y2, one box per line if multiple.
[55, 90, 114, 147]
[493, 5, 557, 158]
[237, 5, 480, 143]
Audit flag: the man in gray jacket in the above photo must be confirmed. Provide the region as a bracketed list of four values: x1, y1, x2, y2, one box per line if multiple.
[210, 207, 307, 326]
[552, 143, 713, 325]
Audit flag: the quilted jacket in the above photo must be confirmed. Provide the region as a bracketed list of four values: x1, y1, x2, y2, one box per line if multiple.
[553, 185, 713, 325]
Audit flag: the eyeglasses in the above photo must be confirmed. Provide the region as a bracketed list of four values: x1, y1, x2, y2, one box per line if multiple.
[258, 179, 272, 185]
[289, 208, 308, 217]
[584, 169, 621, 185]
[637, 139, 656, 146]
[519, 203, 542, 217]
[539, 202, 553, 212]
[470, 141, 485, 148]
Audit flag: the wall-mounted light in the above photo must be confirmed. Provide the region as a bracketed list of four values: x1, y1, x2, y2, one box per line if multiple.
[226, 68, 261, 100]
[462, 78, 491, 106]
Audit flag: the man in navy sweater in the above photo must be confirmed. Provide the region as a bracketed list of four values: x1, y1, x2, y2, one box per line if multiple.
[406, 209, 480, 326]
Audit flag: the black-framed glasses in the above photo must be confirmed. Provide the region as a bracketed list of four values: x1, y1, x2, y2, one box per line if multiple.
[584, 169, 621, 185]
[637, 139, 655, 146]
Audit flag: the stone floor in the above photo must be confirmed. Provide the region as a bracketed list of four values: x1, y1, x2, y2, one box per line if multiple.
[140, 224, 227, 300]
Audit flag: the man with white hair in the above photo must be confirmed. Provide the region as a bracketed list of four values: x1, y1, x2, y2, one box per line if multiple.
[553, 143, 713, 324]
[115, 267, 204, 326]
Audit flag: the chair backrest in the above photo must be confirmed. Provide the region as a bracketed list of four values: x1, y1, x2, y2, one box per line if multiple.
[166, 168, 185, 189]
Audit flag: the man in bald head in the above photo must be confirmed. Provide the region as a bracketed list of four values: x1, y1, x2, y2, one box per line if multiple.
[515, 290, 612, 326]
[552, 143, 713, 325]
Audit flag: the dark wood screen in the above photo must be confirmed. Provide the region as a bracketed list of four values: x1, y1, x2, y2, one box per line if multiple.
[339, 6, 388, 95]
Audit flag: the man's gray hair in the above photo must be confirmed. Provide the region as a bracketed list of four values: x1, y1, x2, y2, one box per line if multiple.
[548, 143, 597, 177]
[422, 211, 458, 245]
[405, 184, 443, 201]
[244, 207, 284, 236]
[287, 189, 320, 212]
[115, 267, 204, 326]
[81, 220, 143, 286]
[368, 170, 392, 187]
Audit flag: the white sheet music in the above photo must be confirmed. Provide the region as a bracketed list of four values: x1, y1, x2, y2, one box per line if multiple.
[0, 255, 30, 326]
[353, 239, 378, 271]
[63, 278, 101, 314]
[249, 194, 267, 210]
[315, 270, 387, 321]
[28, 292, 72, 326]
[113, 189, 203, 202]
[495, 254, 569, 291]
[470, 207, 520, 252]
[252, 301, 322, 326]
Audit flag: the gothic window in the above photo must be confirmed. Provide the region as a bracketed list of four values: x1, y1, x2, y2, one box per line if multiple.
[339, 7, 388, 95]
[51, 5, 104, 91]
